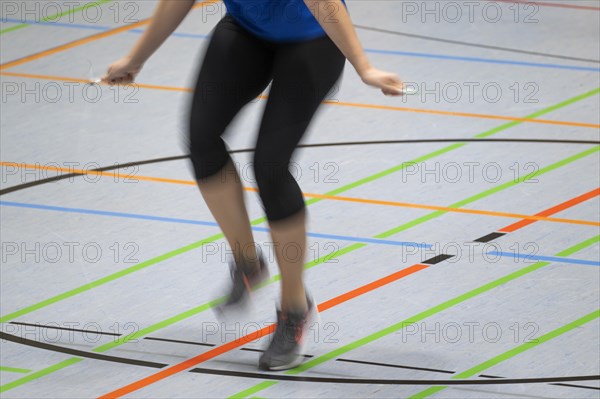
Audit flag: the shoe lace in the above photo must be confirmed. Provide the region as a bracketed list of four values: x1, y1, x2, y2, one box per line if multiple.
[273, 311, 304, 346]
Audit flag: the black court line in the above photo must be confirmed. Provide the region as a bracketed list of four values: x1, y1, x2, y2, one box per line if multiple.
[9, 321, 307, 356]
[0, 331, 166, 368]
[2, 331, 598, 386]
[336, 358, 600, 391]
[9, 321, 122, 337]
[353, 24, 600, 64]
[475, 232, 507, 243]
[188, 366, 600, 385]
[9, 321, 216, 347]
[6, 321, 305, 354]
[423, 254, 454, 265]
[1, 138, 598, 196]
[4, 327, 599, 390]
[0, 155, 185, 195]
[3, 138, 599, 388]
[239, 347, 313, 359]
[143, 336, 215, 347]
[336, 358, 455, 375]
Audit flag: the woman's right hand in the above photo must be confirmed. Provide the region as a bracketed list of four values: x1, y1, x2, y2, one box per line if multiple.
[102, 56, 143, 85]
[359, 66, 405, 96]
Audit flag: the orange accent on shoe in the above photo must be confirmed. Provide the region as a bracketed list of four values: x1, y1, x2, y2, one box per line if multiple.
[241, 274, 252, 296]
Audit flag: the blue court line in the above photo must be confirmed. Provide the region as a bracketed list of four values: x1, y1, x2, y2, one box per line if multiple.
[365, 49, 600, 72]
[129, 28, 209, 39]
[0, 18, 209, 38]
[487, 251, 600, 266]
[0, 201, 430, 249]
[2, 18, 598, 72]
[1, 19, 108, 31]
[3, 201, 598, 266]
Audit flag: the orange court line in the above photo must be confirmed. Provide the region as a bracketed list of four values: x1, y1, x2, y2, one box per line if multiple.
[2, 161, 598, 227]
[500, 188, 600, 232]
[97, 263, 430, 399]
[0, 21, 147, 71]
[0, 1, 219, 71]
[299, 191, 600, 227]
[95, 186, 600, 398]
[0, 71, 194, 92]
[1, 70, 599, 129]
[322, 99, 600, 129]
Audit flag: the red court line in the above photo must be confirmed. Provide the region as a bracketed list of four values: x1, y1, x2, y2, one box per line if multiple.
[97, 187, 599, 398]
[493, 0, 600, 11]
[500, 187, 600, 232]
[97, 264, 430, 398]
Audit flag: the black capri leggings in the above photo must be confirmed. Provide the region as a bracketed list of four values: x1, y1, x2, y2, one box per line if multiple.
[189, 15, 345, 222]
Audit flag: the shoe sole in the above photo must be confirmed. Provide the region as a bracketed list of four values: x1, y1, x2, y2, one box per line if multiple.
[261, 354, 305, 371]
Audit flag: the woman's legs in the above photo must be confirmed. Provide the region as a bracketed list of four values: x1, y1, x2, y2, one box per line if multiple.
[189, 16, 272, 273]
[255, 35, 346, 311]
[255, 35, 345, 370]
[190, 15, 345, 370]
[198, 159, 259, 268]
[269, 210, 307, 311]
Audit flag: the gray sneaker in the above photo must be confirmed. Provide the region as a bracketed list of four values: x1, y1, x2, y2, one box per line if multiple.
[258, 296, 316, 371]
[217, 256, 269, 312]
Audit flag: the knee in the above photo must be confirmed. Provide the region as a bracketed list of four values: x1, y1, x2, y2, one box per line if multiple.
[253, 155, 304, 221]
[188, 130, 229, 180]
[253, 158, 285, 189]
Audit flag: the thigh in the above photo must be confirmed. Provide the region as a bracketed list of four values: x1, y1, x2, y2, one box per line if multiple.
[254, 35, 345, 162]
[189, 16, 274, 134]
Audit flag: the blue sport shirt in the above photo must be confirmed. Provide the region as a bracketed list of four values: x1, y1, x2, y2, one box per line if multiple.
[222, 0, 344, 42]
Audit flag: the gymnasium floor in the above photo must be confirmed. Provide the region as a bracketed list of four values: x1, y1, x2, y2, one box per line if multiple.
[1, 1, 599, 398]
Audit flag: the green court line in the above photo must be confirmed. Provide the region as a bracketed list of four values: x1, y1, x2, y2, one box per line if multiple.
[0, 366, 32, 374]
[408, 309, 600, 399]
[230, 235, 600, 398]
[1, 91, 597, 393]
[0, 358, 82, 393]
[2, 88, 597, 324]
[0, 0, 113, 35]
[2, 148, 597, 394]
[0, 235, 224, 323]
[313, 87, 600, 198]
[375, 146, 599, 238]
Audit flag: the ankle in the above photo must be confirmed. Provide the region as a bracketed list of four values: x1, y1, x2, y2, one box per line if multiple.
[282, 299, 308, 315]
[236, 255, 262, 274]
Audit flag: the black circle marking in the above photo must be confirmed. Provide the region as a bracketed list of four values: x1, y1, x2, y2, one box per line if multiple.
[1, 138, 598, 196]
[2, 331, 598, 386]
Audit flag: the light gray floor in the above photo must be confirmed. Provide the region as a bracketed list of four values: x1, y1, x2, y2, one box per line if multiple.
[1, 1, 599, 398]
